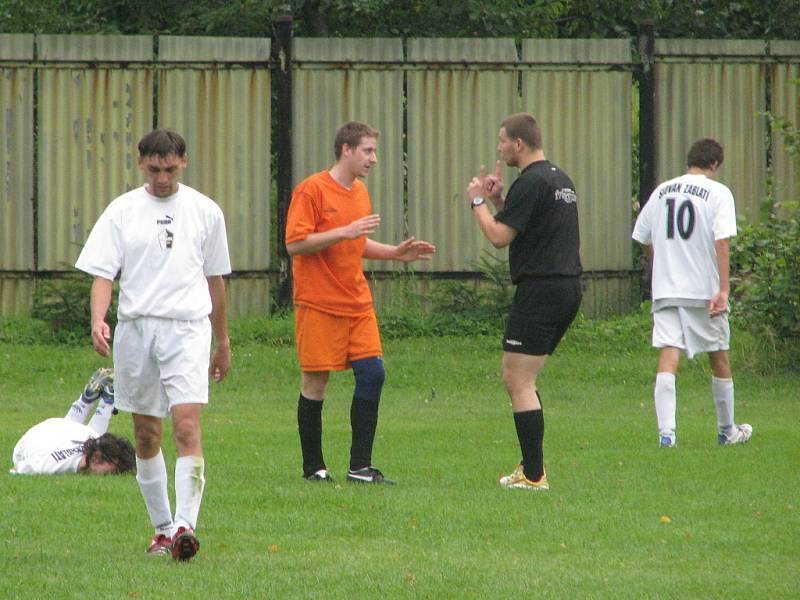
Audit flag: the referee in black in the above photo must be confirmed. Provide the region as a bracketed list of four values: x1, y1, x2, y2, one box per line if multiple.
[466, 112, 582, 491]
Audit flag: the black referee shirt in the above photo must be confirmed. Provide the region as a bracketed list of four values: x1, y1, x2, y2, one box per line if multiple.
[495, 160, 582, 284]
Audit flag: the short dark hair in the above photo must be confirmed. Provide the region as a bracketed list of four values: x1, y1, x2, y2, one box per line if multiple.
[334, 122, 379, 160]
[687, 138, 724, 169]
[138, 129, 187, 159]
[501, 113, 543, 151]
[83, 433, 136, 474]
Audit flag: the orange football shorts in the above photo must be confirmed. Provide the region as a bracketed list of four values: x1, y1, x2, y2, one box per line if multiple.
[294, 305, 382, 372]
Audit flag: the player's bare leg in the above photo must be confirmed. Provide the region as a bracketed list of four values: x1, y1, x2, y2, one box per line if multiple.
[499, 353, 549, 490]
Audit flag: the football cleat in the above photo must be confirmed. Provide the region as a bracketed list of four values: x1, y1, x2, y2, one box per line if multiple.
[347, 466, 395, 485]
[304, 468, 334, 482]
[718, 424, 753, 445]
[499, 463, 525, 486]
[145, 533, 172, 556]
[499, 464, 549, 491]
[659, 432, 676, 448]
[171, 527, 200, 562]
[82, 368, 115, 403]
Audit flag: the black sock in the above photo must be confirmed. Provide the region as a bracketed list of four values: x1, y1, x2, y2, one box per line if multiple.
[349, 397, 379, 471]
[513, 409, 544, 481]
[298, 394, 325, 477]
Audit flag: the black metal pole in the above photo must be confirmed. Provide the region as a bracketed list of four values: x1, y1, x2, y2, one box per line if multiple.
[637, 20, 656, 302]
[273, 14, 294, 309]
[638, 20, 656, 207]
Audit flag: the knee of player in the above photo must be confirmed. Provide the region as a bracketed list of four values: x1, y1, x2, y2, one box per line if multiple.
[134, 420, 162, 450]
[352, 357, 385, 401]
[172, 416, 202, 448]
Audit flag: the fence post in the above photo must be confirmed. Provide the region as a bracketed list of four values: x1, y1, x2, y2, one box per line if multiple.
[637, 20, 656, 206]
[637, 20, 656, 301]
[273, 14, 294, 309]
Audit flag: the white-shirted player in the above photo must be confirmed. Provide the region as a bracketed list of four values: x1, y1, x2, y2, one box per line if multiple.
[11, 368, 135, 475]
[633, 138, 752, 448]
[75, 129, 232, 561]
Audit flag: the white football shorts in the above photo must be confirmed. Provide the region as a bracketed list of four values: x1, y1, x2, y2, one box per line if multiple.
[652, 306, 730, 359]
[113, 317, 211, 418]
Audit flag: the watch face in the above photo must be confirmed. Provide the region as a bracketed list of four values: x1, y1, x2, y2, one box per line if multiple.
[472, 197, 485, 207]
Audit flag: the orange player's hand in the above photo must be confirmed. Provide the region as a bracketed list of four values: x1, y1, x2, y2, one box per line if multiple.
[343, 214, 381, 239]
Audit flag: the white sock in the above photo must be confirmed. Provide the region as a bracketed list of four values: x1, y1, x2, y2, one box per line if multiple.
[655, 372, 677, 435]
[87, 402, 114, 435]
[712, 376, 735, 435]
[65, 395, 93, 423]
[136, 451, 174, 536]
[174, 455, 205, 531]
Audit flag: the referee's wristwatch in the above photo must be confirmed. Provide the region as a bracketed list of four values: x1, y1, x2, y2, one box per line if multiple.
[471, 196, 486, 209]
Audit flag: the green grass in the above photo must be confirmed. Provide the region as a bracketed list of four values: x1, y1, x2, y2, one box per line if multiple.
[0, 317, 798, 599]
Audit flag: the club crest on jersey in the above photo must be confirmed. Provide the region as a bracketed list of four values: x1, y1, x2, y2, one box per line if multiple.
[157, 215, 174, 250]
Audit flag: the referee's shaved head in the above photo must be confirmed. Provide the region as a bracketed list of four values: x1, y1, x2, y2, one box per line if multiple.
[687, 138, 724, 169]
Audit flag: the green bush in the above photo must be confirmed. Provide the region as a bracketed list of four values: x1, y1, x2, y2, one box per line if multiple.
[730, 215, 800, 339]
[30, 276, 117, 344]
[378, 252, 513, 339]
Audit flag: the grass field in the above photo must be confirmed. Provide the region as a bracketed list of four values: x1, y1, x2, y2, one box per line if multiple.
[1, 315, 797, 599]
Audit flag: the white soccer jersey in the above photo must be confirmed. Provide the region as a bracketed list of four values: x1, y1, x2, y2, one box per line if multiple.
[632, 173, 736, 301]
[75, 183, 232, 321]
[11, 418, 97, 475]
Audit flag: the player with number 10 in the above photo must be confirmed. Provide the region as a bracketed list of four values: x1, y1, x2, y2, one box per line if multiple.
[632, 138, 752, 448]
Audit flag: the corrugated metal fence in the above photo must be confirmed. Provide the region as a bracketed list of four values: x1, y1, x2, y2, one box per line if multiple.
[1, 34, 798, 318]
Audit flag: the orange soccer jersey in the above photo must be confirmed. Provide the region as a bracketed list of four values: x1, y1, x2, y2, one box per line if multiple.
[285, 170, 374, 316]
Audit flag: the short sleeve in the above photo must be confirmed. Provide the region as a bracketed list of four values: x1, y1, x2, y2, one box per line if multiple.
[495, 182, 535, 233]
[285, 186, 320, 245]
[75, 208, 123, 280]
[632, 190, 657, 245]
[202, 207, 232, 276]
[711, 187, 737, 240]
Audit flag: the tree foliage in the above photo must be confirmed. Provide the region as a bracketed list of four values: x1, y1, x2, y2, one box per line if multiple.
[2, 0, 799, 39]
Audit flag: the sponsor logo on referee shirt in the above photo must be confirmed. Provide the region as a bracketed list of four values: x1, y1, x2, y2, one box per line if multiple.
[555, 188, 577, 204]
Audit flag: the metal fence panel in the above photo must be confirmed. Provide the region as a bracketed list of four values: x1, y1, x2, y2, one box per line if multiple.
[0, 33, 34, 60]
[38, 34, 152, 61]
[38, 47, 154, 269]
[1, 41, 34, 271]
[293, 38, 404, 271]
[522, 70, 633, 272]
[0, 35, 35, 313]
[523, 38, 632, 64]
[158, 39, 271, 273]
[407, 38, 518, 272]
[159, 35, 270, 62]
[655, 40, 768, 221]
[227, 278, 270, 316]
[521, 40, 633, 274]
[770, 42, 800, 211]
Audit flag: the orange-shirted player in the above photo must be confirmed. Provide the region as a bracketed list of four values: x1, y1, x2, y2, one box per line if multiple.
[285, 121, 436, 484]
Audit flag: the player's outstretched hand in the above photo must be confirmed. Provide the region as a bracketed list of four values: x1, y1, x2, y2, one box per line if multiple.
[343, 214, 381, 240]
[395, 237, 436, 262]
[91, 320, 112, 357]
[210, 345, 231, 382]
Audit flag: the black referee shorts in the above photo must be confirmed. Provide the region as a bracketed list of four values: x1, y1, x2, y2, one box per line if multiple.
[503, 277, 582, 356]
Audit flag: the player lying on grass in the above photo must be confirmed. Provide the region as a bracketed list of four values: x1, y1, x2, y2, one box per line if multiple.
[10, 368, 135, 475]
